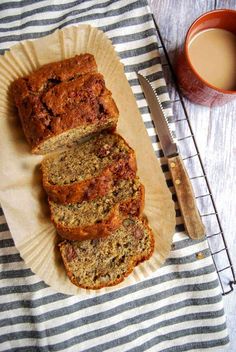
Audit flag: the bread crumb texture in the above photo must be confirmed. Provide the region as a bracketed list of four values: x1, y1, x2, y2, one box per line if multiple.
[50, 178, 143, 227]
[59, 217, 154, 289]
[42, 133, 135, 186]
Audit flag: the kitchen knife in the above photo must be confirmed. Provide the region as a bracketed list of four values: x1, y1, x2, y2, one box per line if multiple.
[137, 73, 205, 240]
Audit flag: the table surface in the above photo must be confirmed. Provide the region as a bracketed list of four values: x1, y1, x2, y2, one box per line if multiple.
[148, 0, 236, 350]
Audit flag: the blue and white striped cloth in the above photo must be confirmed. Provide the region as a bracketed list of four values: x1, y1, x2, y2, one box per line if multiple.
[0, 1, 229, 351]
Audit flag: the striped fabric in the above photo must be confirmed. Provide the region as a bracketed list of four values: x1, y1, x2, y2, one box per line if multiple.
[0, 0, 229, 351]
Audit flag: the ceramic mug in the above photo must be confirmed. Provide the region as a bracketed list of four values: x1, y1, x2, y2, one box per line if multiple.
[176, 9, 236, 107]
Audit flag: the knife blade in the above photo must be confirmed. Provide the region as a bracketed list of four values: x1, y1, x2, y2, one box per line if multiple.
[137, 73, 205, 240]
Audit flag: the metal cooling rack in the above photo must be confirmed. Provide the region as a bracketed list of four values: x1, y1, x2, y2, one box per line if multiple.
[152, 15, 236, 295]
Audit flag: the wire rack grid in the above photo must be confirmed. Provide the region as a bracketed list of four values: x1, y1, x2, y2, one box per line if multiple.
[151, 15, 236, 295]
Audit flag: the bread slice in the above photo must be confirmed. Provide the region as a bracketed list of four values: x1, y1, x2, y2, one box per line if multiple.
[59, 217, 155, 289]
[49, 178, 144, 240]
[11, 54, 119, 154]
[41, 133, 137, 204]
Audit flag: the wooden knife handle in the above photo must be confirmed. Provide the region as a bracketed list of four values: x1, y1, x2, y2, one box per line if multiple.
[168, 155, 205, 240]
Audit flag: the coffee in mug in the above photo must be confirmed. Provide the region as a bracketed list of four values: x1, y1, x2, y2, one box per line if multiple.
[176, 9, 236, 107]
[188, 28, 236, 91]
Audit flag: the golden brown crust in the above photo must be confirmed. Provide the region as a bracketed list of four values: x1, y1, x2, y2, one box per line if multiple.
[41, 135, 137, 204]
[51, 185, 145, 241]
[58, 220, 155, 290]
[13, 54, 98, 95]
[11, 54, 119, 153]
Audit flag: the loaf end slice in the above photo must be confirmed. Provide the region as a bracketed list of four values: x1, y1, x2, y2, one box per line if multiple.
[41, 133, 137, 204]
[59, 217, 155, 290]
[11, 54, 118, 154]
[49, 178, 145, 241]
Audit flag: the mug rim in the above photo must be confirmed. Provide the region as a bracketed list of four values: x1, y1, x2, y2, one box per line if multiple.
[184, 8, 236, 95]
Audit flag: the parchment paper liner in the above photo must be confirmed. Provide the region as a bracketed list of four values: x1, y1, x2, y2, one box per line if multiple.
[0, 25, 175, 296]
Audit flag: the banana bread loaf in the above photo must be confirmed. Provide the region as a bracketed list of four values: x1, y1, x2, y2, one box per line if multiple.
[59, 217, 155, 289]
[49, 178, 144, 240]
[11, 54, 119, 154]
[41, 133, 137, 204]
